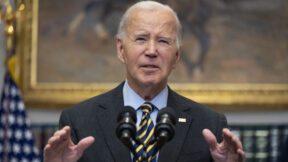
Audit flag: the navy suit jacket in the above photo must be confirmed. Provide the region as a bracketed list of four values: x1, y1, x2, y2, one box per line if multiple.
[59, 82, 227, 162]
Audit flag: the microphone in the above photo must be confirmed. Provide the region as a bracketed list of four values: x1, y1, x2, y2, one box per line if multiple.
[153, 107, 176, 156]
[116, 106, 137, 156]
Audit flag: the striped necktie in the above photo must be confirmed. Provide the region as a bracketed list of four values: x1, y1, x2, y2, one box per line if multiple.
[133, 102, 157, 162]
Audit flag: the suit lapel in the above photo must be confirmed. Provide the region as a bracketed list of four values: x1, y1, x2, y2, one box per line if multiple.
[158, 89, 194, 162]
[94, 84, 193, 162]
[95, 83, 132, 162]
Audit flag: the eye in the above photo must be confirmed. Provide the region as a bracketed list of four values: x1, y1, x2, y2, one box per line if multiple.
[135, 37, 146, 42]
[159, 39, 170, 45]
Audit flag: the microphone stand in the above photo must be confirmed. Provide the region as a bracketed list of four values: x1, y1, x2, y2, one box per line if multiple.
[119, 131, 170, 162]
[151, 131, 169, 158]
[118, 130, 137, 157]
[117, 107, 175, 162]
[119, 133, 149, 162]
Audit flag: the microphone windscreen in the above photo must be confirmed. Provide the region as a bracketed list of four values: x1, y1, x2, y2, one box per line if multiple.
[117, 106, 137, 122]
[156, 107, 176, 124]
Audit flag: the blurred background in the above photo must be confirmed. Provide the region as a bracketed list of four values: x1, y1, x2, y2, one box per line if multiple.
[1, 0, 288, 161]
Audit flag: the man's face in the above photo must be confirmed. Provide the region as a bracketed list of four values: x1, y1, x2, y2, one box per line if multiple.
[117, 9, 180, 88]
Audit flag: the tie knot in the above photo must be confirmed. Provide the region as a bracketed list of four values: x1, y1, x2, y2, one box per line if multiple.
[140, 102, 155, 114]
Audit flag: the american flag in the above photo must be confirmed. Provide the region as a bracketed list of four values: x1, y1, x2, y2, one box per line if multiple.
[0, 72, 41, 162]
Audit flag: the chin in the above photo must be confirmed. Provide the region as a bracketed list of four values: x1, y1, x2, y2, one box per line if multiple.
[140, 77, 164, 87]
[136, 78, 156, 86]
[132, 74, 166, 87]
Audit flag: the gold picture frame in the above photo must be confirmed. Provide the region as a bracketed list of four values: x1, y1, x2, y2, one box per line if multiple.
[16, 0, 288, 110]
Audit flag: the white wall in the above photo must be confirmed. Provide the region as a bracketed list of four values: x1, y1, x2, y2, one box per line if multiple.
[224, 110, 288, 125]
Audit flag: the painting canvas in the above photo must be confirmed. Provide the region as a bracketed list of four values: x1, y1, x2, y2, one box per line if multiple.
[36, 0, 288, 84]
[15, 0, 288, 108]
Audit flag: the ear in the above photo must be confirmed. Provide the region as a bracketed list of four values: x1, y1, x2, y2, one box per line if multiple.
[117, 38, 126, 63]
[172, 46, 181, 69]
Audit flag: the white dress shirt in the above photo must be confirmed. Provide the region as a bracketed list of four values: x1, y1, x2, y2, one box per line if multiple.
[123, 80, 168, 127]
[123, 80, 168, 161]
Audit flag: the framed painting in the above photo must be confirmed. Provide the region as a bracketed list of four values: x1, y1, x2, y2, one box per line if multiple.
[15, 0, 288, 109]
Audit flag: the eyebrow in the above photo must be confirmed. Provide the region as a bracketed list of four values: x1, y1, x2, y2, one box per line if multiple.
[133, 31, 149, 37]
[131, 31, 175, 42]
[157, 35, 175, 43]
[158, 36, 172, 40]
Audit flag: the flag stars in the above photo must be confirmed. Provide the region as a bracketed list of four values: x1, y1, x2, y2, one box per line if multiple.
[9, 114, 16, 124]
[18, 102, 24, 111]
[10, 86, 17, 97]
[15, 129, 23, 140]
[23, 144, 31, 155]
[16, 116, 24, 126]
[0, 73, 40, 160]
[13, 143, 21, 154]
[21, 158, 29, 162]
[10, 157, 18, 162]
[10, 100, 16, 111]
[32, 158, 41, 162]
[25, 130, 32, 140]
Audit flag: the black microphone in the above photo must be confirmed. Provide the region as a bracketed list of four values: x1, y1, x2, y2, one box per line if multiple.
[152, 107, 176, 156]
[116, 106, 137, 156]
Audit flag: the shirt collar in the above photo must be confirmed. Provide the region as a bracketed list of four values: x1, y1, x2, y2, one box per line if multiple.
[123, 80, 168, 111]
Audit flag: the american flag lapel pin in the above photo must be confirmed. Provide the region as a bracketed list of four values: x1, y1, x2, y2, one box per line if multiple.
[178, 118, 186, 123]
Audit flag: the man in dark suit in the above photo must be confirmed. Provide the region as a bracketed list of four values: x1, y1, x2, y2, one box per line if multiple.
[44, 1, 245, 162]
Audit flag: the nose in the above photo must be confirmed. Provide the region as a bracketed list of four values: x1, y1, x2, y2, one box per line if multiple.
[145, 40, 157, 57]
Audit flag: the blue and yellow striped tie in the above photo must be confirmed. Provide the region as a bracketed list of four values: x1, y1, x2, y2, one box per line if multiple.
[133, 102, 157, 162]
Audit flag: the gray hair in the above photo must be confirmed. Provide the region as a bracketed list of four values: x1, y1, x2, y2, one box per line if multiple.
[116, 1, 182, 48]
